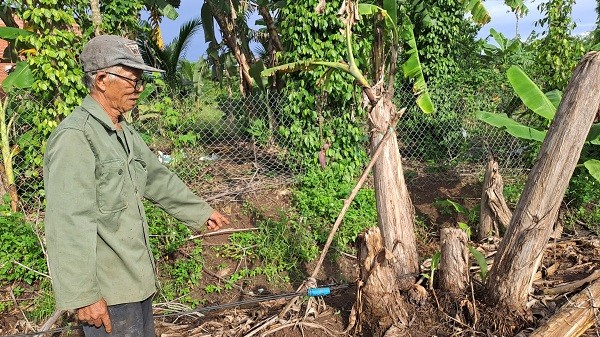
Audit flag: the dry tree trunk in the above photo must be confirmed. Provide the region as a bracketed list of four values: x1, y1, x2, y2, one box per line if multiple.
[478, 155, 512, 240]
[484, 52, 600, 316]
[354, 87, 419, 337]
[529, 278, 600, 337]
[438, 227, 469, 294]
[368, 94, 420, 290]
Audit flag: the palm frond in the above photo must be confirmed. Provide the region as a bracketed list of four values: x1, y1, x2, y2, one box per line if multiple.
[164, 17, 203, 71]
[137, 20, 169, 71]
[253, 43, 267, 60]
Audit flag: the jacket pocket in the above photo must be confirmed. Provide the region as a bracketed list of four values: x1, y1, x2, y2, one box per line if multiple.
[96, 159, 127, 213]
[132, 158, 148, 197]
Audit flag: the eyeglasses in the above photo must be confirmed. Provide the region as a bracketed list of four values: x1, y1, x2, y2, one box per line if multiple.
[104, 71, 145, 91]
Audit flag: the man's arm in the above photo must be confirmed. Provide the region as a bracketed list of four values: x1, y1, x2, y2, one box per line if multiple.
[131, 130, 225, 228]
[44, 128, 103, 310]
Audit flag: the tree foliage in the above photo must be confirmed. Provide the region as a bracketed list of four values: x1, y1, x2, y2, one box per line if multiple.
[277, 0, 372, 179]
[534, 0, 585, 90]
[408, 0, 480, 79]
[6, 0, 151, 201]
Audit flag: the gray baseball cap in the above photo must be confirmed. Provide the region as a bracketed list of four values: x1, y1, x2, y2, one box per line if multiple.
[80, 35, 164, 73]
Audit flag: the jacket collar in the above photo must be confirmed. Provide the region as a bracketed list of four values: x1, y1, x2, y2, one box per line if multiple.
[81, 95, 129, 131]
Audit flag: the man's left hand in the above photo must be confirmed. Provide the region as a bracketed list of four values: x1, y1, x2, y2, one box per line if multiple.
[206, 210, 230, 230]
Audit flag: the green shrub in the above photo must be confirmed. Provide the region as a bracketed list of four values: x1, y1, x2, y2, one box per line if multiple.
[0, 196, 47, 285]
[145, 202, 204, 305]
[293, 168, 377, 251]
[218, 206, 319, 284]
[565, 171, 600, 234]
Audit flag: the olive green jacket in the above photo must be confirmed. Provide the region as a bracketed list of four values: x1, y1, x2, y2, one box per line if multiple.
[43, 95, 213, 310]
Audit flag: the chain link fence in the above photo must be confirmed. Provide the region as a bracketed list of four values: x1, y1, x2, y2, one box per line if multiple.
[394, 85, 532, 183]
[2, 85, 531, 212]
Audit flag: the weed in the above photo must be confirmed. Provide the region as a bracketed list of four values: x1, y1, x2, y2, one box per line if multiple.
[293, 168, 377, 252]
[565, 171, 600, 234]
[145, 202, 204, 306]
[433, 198, 480, 228]
[26, 279, 55, 323]
[503, 178, 525, 208]
[0, 196, 47, 285]
[216, 206, 318, 287]
[204, 284, 222, 294]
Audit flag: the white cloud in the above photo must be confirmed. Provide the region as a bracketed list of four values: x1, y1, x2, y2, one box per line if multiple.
[479, 0, 596, 39]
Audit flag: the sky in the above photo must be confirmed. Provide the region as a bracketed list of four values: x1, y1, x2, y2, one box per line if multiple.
[158, 0, 597, 61]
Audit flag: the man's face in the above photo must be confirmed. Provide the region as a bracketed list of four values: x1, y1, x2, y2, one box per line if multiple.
[101, 66, 144, 114]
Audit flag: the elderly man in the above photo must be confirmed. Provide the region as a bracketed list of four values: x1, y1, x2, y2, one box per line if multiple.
[43, 35, 230, 336]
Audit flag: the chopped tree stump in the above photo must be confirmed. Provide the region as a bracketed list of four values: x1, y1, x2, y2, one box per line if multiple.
[530, 277, 600, 337]
[438, 227, 469, 294]
[354, 226, 411, 337]
[478, 156, 511, 241]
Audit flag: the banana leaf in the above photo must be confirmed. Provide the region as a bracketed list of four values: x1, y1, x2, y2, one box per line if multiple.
[587, 124, 600, 145]
[584, 159, 600, 182]
[249, 59, 267, 91]
[507, 65, 555, 120]
[358, 4, 398, 46]
[2, 61, 34, 92]
[476, 111, 546, 142]
[464, 0, 490, 24]
[545, 89, 562, 109]
[400, 14, 434, 113]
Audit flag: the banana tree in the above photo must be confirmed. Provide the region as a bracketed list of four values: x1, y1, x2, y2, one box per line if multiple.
[138, 17, 202, 90]
[202, 0, 256, 96]
[477, 65, 600, 181]
[144, 0, 180, 48]
[0, 26, 34, 211]
[262, 0, 432, 334]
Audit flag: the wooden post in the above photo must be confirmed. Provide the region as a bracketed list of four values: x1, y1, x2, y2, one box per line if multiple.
[438, 227, 469, 294]
[484, 52, 600, 314]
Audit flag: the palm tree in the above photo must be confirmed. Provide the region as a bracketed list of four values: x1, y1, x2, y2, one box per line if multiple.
[139, 17, 203, 90]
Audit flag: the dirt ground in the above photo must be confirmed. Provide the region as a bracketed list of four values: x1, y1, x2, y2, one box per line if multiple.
[2, 167, 600, 337]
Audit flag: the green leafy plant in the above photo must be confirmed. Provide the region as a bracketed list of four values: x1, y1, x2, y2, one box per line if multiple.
[247, 119, 271, 145]
[26, 279, 56, 323]
[145, 201, 205, 305]
[457, 221, 489, 282]
[467, 244, 488, 282]
[433, 198, 480, 227]
[217, 205, 319, 286]
[0, 196, 47, 285]
[422, 251, 441, 289]
[565, 171, 600, 234]
[293, 168, 377, 251]
[477, 65, 600, 181]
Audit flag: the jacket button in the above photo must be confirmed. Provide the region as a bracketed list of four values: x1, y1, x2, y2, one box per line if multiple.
[118, 169, 123, 175]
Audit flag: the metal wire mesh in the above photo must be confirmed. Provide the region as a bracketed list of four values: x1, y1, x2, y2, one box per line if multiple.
[3, 85, 532, 211]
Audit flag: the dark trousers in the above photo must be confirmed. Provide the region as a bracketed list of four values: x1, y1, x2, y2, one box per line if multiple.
[82, 296, 155, 337]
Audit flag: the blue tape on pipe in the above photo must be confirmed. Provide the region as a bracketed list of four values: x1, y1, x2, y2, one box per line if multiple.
[307, 287, 331, 297]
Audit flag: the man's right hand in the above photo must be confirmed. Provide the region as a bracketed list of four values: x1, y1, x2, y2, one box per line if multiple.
[77, 298, 112, 333]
